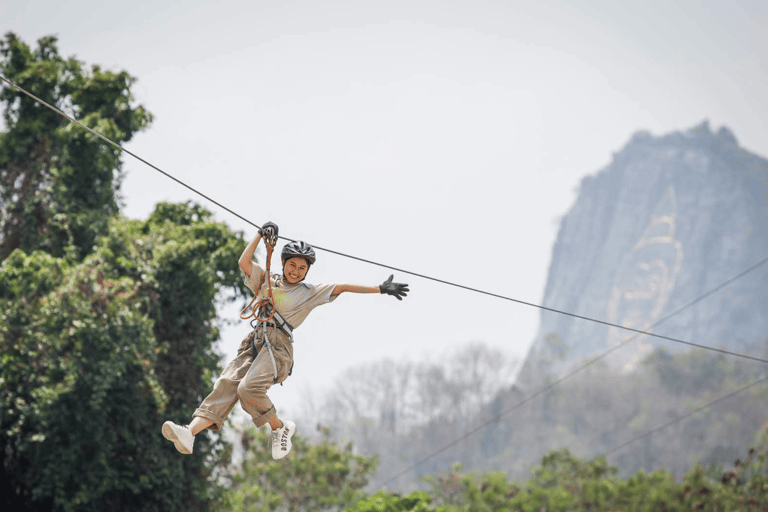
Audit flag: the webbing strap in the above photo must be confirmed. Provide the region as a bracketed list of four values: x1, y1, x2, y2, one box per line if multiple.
[250, 309, 293, 338]
[262, 327, 279, 384]
[240, 231, 290, 384]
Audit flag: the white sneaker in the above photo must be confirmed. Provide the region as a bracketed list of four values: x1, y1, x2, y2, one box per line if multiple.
[162, 421, 194, 454]
[271, 420, 295, 460]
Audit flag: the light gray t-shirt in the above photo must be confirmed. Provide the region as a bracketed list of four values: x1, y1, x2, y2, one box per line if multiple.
[244, 265, 337, 329]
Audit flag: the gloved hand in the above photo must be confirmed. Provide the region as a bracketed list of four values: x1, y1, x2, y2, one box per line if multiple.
[259, 221, 279, 239]
[379, 275, 409, 300]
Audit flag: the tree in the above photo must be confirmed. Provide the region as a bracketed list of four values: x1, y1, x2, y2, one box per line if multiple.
[344, 492, 446, 512]
[1, 204, 249, 511]
[308, 343, 518, 488]
[425, 439, 768, 512]
[0, 32, 152, 261]
[425, 463, 521, 512]
[219, 424, 378, 512]
[1, 33, 254, 510]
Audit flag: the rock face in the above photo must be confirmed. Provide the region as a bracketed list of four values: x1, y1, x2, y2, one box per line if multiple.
[519, 121, 768, 382]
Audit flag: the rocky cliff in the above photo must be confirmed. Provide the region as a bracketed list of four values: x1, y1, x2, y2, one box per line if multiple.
[519, 121, 768, 382]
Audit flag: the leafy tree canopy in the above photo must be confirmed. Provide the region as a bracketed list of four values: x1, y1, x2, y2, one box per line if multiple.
[219, 425, 378, 512]
[1, 32, 250, 512]
[344, 491, 445, 512]
[424, 438, 768, 512]
[0, 32, 152, 260]
[1, 205, 249, 511]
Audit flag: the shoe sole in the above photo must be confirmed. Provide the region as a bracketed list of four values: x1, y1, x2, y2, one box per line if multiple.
[162, 422, 192, 454]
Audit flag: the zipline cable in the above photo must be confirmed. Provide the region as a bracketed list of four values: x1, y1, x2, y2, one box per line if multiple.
[5, 73, 768, 490]
[501, 373, 768, 475]
[0, 74, 259, 232]
[604, 374, 768, 456]
[380, 256, 768, 487]
[2, 74, 767, 367]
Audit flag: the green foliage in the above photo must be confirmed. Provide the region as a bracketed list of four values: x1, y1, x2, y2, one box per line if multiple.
[0, 32, 256, 512]
[424, 464, 520, 512]
[345, 491, 445, 512]
[0, 205, 244, 510]
[219, 425, 378, 512]
[642, 347, 737, 395]
[1, 248, 164, 511]
[367, 340, 767, 488]
[1, 202, 248, 511]
[425, 436, 768, 512]
[0, 32, 152, 260]
[100, 203, 249, 414]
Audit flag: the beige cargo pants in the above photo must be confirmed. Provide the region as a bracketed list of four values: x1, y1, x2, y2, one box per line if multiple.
[193, 324, 293, 430]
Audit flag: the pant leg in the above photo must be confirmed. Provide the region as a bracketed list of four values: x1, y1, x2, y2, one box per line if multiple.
[237, 326, 293, 427]
[193, 331, 255, 431]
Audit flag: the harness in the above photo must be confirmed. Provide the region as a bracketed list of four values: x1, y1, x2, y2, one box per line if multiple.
[240, 234, 294, 384]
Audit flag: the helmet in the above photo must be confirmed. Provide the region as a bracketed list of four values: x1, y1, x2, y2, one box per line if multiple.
[281, 240, 316, 266]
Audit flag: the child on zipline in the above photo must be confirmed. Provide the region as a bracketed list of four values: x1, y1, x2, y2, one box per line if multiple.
[162, 222, 409, 459]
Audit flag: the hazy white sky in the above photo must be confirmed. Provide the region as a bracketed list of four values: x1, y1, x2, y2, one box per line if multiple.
[3, 0, 767, 416]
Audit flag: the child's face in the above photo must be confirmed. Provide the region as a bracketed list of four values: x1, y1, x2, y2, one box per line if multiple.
[283, 257, 310, 284]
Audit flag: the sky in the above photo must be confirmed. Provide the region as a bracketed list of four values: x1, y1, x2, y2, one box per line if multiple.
[3, 0, 767, 418]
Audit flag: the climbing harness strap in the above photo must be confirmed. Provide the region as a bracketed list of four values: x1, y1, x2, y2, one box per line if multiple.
[252, 309, 293, 338]
[256, 323, 280, 384]
[250, 321, 294, 384]
[240, 231, 293, 384]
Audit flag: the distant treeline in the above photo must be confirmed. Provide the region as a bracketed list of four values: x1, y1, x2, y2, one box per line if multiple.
[218, 420, 768, 511]
[299, 338, 768, 490]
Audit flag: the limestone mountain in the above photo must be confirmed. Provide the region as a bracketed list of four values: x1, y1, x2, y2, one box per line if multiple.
[519, 121, 768, 383]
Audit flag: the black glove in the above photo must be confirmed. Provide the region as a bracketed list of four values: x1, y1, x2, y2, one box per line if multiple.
[379, 275, 409, 300]
[259, 221, 279, 239]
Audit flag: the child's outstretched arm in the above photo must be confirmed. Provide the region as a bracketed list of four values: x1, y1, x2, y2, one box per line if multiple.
[332, 275, 409, 300]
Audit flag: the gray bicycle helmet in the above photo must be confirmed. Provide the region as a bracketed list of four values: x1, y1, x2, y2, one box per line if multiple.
[281, 241, 316, 266]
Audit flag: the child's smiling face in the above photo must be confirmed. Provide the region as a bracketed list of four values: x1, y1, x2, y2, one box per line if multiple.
[283, 257, 310, 284]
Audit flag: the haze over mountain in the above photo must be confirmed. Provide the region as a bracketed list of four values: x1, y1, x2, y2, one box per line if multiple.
[519, 121, 768, 381]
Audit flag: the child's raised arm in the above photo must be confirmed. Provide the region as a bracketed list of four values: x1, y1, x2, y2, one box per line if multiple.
[238, 221, 278, 277]
[238, 233, 262, 278]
